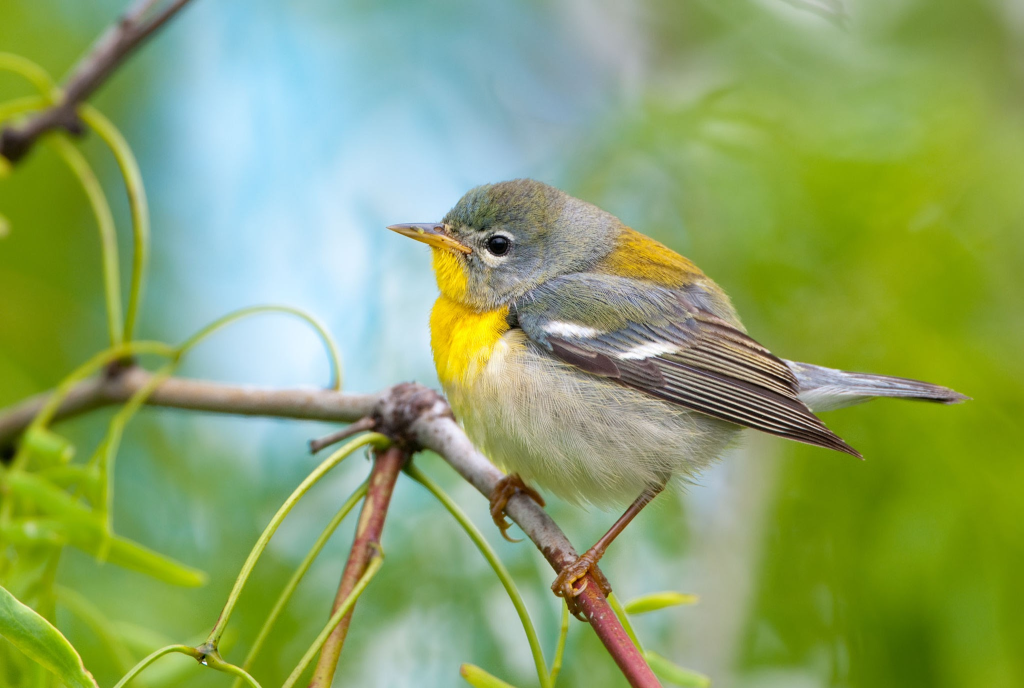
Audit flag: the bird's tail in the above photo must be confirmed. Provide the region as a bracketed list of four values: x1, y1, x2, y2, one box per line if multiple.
[785, 360, 969, 413]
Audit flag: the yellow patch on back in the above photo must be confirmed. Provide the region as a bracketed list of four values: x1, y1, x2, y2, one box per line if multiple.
[430, 297, 511, 388]
[597, 227, 704, 287]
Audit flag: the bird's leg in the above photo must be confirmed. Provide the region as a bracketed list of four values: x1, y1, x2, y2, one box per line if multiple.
[552, 483, 665, 614]
[489, 473, 545, 542]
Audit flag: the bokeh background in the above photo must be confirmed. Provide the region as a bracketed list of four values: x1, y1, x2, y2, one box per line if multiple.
[2, 0, 1022, 686]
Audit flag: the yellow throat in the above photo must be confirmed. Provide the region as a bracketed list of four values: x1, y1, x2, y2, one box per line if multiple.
[428, 247, 511, 388]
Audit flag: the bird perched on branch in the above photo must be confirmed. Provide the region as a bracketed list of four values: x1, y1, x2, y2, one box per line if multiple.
[388, 179, 966, 610]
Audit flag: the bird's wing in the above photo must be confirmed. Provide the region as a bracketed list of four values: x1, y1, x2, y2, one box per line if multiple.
[513, 274, 859, 456]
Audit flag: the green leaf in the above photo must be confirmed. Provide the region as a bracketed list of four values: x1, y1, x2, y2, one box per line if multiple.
[459, 664, 520, 688]
[39, 465, 102, 503]
[22, 427, 75, 466]
[0, 520, 69, 547]
[100, 533, 207, 587]
[4, 472, 207, 586]
[624, 591, 699, 615]
[644, 651, 710, 687]
[0, 584, 99, 688]
[5, 470, 98, 524]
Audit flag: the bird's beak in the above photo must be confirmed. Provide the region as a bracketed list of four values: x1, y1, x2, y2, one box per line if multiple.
[387, 223, 472, 254]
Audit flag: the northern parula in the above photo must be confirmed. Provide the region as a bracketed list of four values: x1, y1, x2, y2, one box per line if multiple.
[389, 179, 966, 604]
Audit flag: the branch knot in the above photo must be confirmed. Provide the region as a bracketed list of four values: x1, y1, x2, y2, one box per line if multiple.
[373, 382, 452, 450]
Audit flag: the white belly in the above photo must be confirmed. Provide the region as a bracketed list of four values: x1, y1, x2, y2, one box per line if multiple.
[444, 330, 740, 508]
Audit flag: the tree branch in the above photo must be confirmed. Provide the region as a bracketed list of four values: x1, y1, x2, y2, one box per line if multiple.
[0, 0, 195, 163]
[308, 445, 405, 687]
[0, 367, 380, 448]
[0, 369, 661, 687]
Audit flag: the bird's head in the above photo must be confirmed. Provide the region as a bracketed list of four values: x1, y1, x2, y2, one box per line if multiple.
[388, 179, 622, 311]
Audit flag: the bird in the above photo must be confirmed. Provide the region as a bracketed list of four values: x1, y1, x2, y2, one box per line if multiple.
[388, 178, 967, 610]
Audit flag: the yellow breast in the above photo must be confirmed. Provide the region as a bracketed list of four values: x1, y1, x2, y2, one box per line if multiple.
[430, 296, 511, 388]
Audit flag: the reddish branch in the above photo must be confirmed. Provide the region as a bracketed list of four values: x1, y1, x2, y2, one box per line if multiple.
[0, 0, 195, 163]
[308, 445, 405, 687]
[0, 368, 661, 687]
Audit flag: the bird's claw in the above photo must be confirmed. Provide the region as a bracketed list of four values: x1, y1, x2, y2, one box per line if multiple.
[489, 474, 545, 542]
[551, 553, 613, 620]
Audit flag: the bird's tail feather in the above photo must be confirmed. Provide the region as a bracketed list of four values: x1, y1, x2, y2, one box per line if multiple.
[785, 360, 969, 413]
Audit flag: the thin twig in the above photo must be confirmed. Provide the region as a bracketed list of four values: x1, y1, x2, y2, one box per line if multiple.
[0, 372, 661, 687]
[0, 0, 196, 162]
[309, 417, 376, 454]
[308, 445, 406, 687]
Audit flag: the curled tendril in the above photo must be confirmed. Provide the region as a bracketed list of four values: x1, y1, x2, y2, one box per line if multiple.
[229, 481, 370, 688]
[177, 304, 345, 390]
[204, 433, 388, 649]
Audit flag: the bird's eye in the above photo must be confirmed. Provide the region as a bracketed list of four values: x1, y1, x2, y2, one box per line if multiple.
[486, 235, 510, 256]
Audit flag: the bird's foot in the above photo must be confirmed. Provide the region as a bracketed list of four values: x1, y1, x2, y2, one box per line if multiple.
[551, 550, 613, 620]
[489, 473, 545, 542]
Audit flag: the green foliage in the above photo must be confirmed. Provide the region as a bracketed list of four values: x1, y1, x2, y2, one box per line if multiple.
[21, 427, 75, 465]
[461, 663, 521, 688]
[2, 1, 1020, 687]
[624, 592, 699, 616]
[0, 583, 98, 688]
[0, 43, 355, 686]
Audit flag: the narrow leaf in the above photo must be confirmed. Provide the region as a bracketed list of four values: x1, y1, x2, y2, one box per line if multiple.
[460, 664, 520, 688]
[0, 520, 69, 547]
[5, 470, 98, 524]
[0, 584, 98, 688]
[101, 534, 207, 587]
[22, 427, 75, 466]
[644, 651, 710, 687]
[624, 591, 699, 615]
[5, 473, 206, 586]
[39, 465, 102, 503]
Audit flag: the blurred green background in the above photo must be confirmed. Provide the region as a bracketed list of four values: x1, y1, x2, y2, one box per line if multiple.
[1, 0, 1021, 686]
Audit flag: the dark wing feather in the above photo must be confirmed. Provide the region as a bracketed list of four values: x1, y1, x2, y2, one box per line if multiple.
[517, 275, 860, 457]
